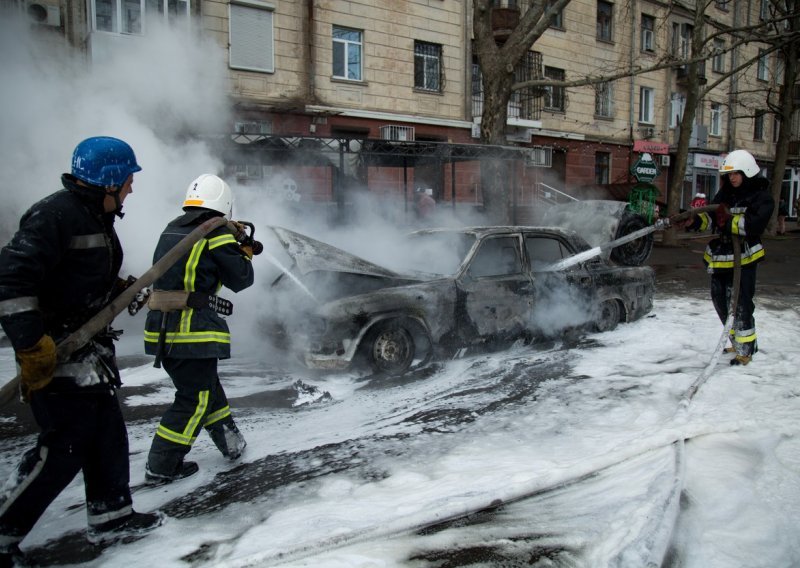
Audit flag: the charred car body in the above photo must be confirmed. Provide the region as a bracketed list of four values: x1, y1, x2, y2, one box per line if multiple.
[262, 219, 655, 375]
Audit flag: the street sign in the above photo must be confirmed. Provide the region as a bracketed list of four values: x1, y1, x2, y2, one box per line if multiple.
[630, 152, 660, 183]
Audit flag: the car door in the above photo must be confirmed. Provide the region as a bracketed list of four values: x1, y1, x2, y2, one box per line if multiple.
[524, 234, 598, 336]
[456, 234, 533, 342]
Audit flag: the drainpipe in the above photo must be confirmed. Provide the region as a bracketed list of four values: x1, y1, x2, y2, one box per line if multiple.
[307, 0, 315, 102]
[464, 1, 473, 122]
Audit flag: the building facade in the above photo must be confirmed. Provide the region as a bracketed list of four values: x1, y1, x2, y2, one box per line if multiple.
[10, 0, 800, 217]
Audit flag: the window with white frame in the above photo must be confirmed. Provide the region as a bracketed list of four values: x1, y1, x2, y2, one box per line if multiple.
[597, 1, 613, 41]
[548, 0, 564, 28]
[710, 102, 722, 136]
[670, 93, 686, 127]
[414, 41, 442, 92]
[639, 87, 655, 123]
[759, 0, 770, 20]
[93, 0, 189, 34]
[544, 66, 565, 111]
[776, 54, 785, 85]
[671, 22, 692, 59]
[757, 50, 769, 81]
[773, 116, 780, 142]
[712, 38, 725, 72]
[229, 1, 274, 73]
[641, 14, 654, 52]
[333, 26, 363, 81]
[595, 81, 613, 117]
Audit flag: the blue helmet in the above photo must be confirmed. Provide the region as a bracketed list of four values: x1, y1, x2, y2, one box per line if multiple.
[71, 136, 142, 188]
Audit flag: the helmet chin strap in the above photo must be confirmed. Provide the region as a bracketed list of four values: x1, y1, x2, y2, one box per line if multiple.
[106, 187, 125, 218]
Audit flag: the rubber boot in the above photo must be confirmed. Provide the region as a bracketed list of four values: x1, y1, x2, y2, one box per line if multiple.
[207, 421, 247, 461]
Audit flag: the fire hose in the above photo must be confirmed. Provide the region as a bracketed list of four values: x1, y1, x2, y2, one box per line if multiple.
[0, 216, 262, 407]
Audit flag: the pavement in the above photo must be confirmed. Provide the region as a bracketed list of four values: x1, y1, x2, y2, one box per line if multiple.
[648, 226, 800, 297]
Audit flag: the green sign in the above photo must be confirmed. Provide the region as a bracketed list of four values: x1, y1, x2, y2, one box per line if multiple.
[630, 153, 660, 183]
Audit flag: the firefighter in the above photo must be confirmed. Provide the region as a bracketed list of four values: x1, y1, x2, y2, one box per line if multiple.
[0, 136, 162, 563]
[143, 174, 254, 483]
[686, 150, 775, 366]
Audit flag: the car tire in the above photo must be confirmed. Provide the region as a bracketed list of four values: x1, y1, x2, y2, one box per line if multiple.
[594, 300, 621, 333]
[361, 320, 416, 375]
[610, 210, 654, 266]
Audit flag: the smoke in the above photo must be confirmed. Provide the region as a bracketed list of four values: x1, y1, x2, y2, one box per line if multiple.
[0, 12, 610, 365]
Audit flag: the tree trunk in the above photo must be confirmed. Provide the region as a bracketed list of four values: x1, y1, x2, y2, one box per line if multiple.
[768, 38, 798, 233]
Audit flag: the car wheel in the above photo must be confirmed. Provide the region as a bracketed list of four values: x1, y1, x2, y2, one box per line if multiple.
[594, 300, 621, 333]
[362, 321, 416, 375]
[610, 210, 654, 266]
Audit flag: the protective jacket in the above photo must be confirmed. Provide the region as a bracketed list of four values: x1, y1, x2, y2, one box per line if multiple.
[144, 210, 254, 359]
[694, 176, 774, 271]
[0, 175, 126, 388]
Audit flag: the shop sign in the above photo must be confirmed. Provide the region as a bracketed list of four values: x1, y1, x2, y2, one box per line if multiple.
[633, 140, 670, 154]
[630, 153, 660, 182]
[694, 153, 722, 169]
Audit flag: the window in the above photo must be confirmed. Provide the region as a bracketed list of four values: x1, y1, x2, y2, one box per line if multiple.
[641, 14, 654, 52]
[595, 81, 613, 117]
[672, 22, 692, 59]
[757, 50, 769, 81]
[229, 1, 274, 73]
[93, 0, 189, 34]
[773, 116, 781, 143]
[414, 41, 442, 92]
[639, 87, 655, 123]
[670, 93, 686, 127]
[333, 26, 363, 81]
[468, 237, 523, 278]
[597, 1, 613, 42]
[754, 110, 765, 140]
[526, 237, 568, 271]
[759, 0, 770, 20]
[715, 0, 729, 10]
[548, 0, 564, 28]
[471, 51, 544, 121]
[543, 66, 565, 112]
[712, 39, 725, 72]
[710, 103, 722, 136]
[776, 54, 785, 85]
[595, 152, 610, 184]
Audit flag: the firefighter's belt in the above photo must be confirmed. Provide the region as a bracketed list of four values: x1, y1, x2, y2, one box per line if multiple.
[147, 290, 233, 316]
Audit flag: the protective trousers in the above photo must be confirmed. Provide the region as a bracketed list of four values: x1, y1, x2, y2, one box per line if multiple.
[0, 389, 133, 548]
[147, 358, 243, 475]
[711, 264, 758, 357]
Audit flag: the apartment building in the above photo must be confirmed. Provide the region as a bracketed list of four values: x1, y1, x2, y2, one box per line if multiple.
[10, 0, 800, 215]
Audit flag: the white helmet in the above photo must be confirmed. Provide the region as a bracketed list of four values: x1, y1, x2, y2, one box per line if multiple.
[719, 150, 760, 178]
[183, 174, 233, 218]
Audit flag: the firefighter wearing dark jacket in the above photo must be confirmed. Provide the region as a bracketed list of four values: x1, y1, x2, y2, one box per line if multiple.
[688, 149, 775, 366]
[0, 137, 161, 563]
[143, 174, 254, 483]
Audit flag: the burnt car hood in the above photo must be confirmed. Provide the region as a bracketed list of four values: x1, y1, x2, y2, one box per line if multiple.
[267, 226, 419, 280]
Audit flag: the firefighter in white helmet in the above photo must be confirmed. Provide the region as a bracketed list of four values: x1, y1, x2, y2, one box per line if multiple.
[686, 150, 775, 365]
[143, 174, 254, 483]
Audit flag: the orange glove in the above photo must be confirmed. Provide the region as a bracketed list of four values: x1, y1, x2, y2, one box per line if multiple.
[16, 335, 57, 402]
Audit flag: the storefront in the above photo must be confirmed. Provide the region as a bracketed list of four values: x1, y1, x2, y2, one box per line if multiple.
[783, 166, 799, 218]
[681, 153, 721, 208]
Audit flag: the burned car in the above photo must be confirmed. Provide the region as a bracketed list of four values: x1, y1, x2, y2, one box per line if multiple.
[261, 225, 655, 375]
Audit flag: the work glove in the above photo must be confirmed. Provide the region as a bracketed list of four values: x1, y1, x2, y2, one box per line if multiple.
[240, 245, 254, 259]
[16, 335, 57, 402]
[230, 221, 247, 242]
[715, 203, 731, 229]
[128, 287, 152, 316]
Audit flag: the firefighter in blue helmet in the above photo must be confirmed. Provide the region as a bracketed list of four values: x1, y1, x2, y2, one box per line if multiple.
[686, 149, 775, 366]
[143, 174, 254, 483]
[0, 137, 161, 564]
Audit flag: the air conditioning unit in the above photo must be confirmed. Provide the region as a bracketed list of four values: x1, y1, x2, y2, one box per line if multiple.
[660, 155, 671, 166]
[25, 1, 61, 26]
[526, 146, 553, 167]
[380, 125, 415, 141]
